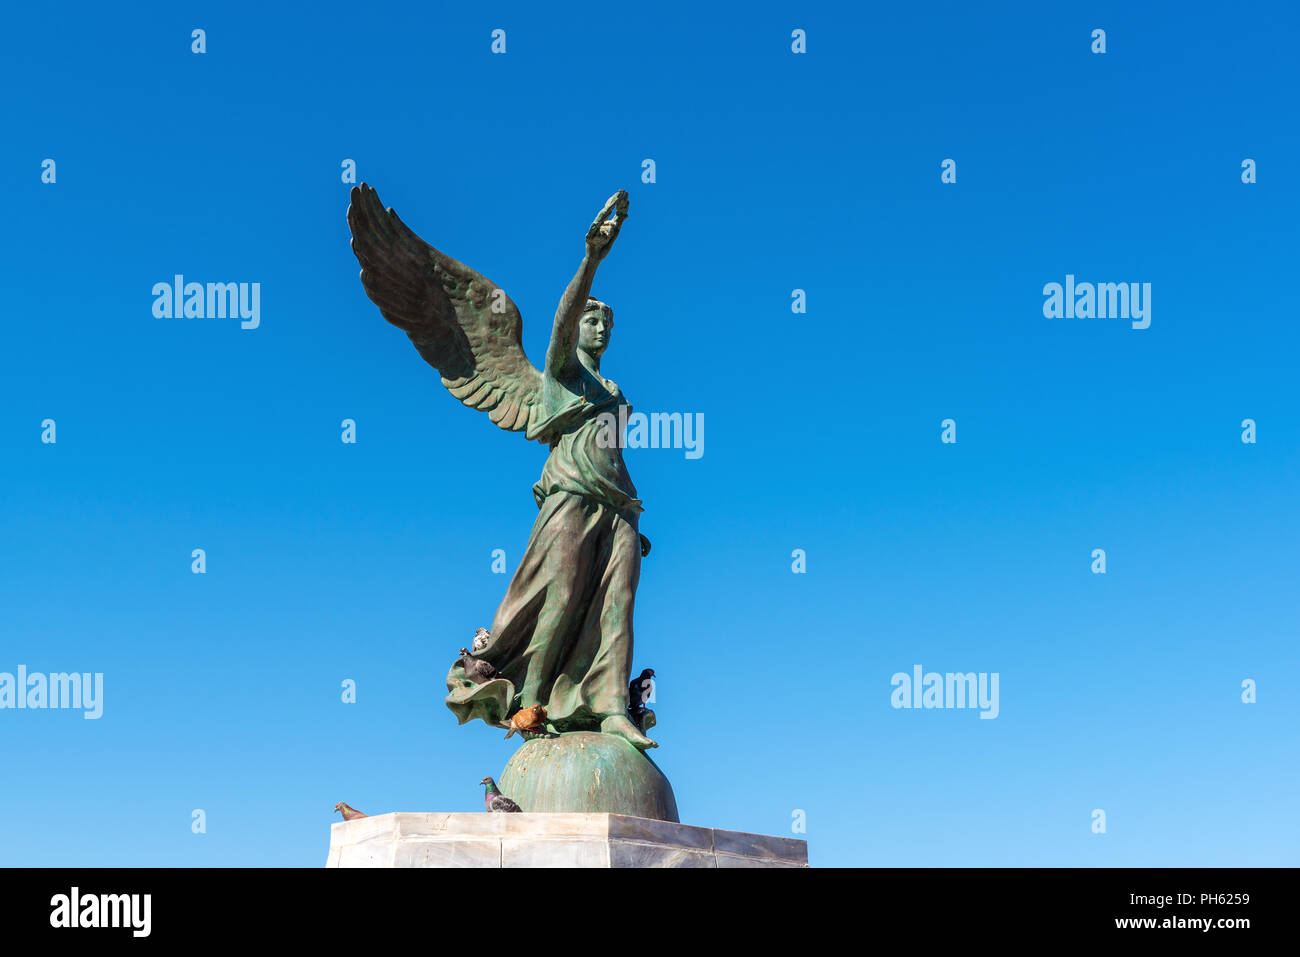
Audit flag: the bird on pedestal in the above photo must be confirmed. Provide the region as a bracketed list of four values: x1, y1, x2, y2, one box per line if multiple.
[334, 802, 367, 821]
[480, 777, 522, 813]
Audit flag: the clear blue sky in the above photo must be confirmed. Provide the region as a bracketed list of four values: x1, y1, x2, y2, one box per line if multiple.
[1, 0, 1296, 867]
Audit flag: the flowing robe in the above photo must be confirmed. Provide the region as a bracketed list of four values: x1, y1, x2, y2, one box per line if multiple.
[446, 381, 643, 731]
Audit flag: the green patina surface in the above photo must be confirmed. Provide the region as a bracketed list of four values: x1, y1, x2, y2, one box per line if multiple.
[499, 732, 679, 822]
[350, 187, 673, 817]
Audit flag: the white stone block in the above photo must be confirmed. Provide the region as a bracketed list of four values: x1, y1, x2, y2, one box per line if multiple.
[326, 812, 808, 868]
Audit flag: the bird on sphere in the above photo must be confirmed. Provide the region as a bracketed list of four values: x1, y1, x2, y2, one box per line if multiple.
[480, 777, 522, 813]
[503, 703, 549, 739]
[628, 668, 655, 714]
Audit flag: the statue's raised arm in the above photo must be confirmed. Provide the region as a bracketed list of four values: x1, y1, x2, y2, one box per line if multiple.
[346, 183, 544, 435]
[545, 190, 628, 378]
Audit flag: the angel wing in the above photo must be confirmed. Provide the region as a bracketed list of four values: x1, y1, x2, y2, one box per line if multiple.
[347, 183, 543, 436]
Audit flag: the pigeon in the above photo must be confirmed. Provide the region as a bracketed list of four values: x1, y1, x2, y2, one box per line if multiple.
[629, 668, 655, 712]
[628, 668, 655, 732]
[472, 627, 491, 653]
[480, 777, 522, 813]
[459, 647, 498, 684]
[503, 703, 548, 739]
[334, 802, 367, 821]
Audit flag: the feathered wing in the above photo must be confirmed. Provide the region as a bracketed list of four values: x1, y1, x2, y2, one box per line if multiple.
[347, 183, 543, 435]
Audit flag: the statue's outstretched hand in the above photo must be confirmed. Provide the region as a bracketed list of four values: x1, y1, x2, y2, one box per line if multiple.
[586, 190, 629, 261]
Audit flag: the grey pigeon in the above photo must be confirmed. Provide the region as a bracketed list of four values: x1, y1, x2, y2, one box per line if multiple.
[480, 777, 521, 813]
[459, 647, 498, 684]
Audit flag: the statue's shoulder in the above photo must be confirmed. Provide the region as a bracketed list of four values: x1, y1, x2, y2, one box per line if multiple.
[541, 371, 580, 410]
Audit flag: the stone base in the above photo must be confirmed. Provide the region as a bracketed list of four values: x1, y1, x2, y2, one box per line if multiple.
[326, 812, 808, 868]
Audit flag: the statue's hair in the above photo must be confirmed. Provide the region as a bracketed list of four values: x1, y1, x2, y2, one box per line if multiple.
[583, 297, 614, 322]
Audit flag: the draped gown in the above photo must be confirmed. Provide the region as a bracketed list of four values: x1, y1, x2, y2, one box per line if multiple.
[445, 377, 643, 732]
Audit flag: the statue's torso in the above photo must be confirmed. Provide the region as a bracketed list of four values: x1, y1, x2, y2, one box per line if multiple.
[531, 371, 641, 513]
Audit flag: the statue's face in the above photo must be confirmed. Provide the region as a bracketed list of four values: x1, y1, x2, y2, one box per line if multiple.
[579, 306, 613, 357]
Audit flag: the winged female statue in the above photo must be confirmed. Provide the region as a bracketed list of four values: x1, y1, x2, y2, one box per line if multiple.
[347, 184, 657, 750]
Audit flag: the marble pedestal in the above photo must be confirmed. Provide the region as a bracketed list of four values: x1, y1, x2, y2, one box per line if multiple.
[326, 812, 808, 868]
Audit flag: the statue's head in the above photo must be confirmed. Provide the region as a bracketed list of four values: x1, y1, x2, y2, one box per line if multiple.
[578, 298, 614, 358]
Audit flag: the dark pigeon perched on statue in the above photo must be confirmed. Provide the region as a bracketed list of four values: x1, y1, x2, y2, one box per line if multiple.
[480, 777, 521, 813]
[459, 647, 498, 684]
[628, 668, 655, 726]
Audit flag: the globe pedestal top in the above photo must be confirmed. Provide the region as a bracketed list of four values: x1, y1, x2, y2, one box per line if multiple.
[499, 731, 679, 822]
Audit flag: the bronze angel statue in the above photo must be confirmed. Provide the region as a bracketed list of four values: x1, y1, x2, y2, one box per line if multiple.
[347, 185, 656, 750]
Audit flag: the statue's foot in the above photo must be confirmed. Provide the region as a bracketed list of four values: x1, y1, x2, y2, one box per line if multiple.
[601, 714, 658, 750]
